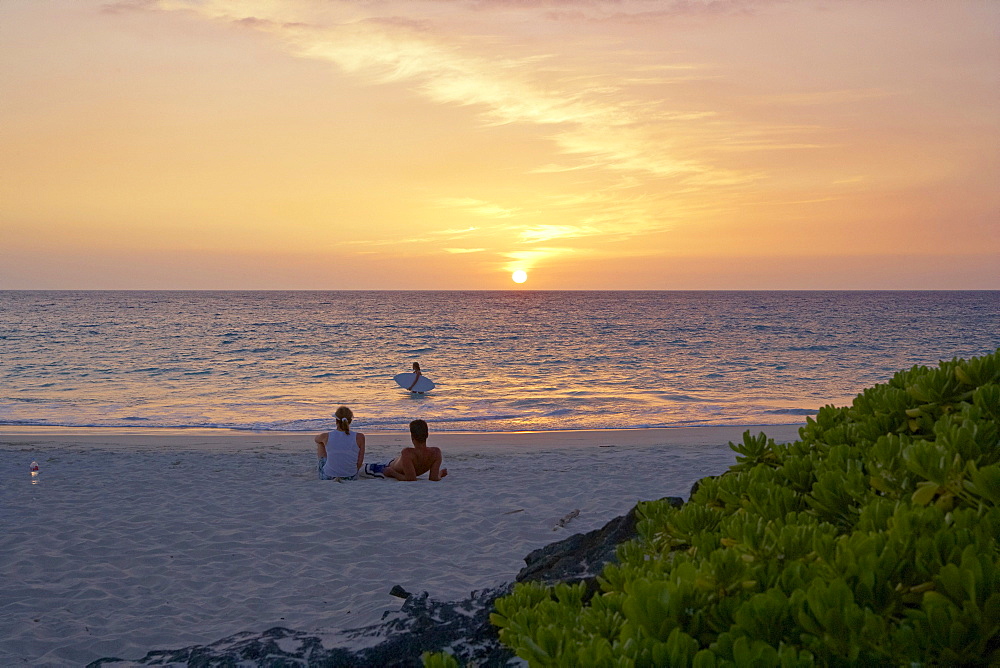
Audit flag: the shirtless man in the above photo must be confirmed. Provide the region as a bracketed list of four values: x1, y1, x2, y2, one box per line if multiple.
[377, 419, 448, 481]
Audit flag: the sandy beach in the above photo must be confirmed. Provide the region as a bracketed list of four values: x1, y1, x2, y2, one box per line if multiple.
[0, 424, 801, 666]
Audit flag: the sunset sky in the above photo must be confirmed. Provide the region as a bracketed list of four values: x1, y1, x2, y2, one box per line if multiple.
[2, 0, 998, 289]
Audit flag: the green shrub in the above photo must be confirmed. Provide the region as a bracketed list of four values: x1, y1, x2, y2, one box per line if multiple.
[490, 349, 1000, 667]
[422, 650, 462, 668]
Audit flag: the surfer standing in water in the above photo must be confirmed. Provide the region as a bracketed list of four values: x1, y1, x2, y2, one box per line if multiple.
[407, 362, 423, 391]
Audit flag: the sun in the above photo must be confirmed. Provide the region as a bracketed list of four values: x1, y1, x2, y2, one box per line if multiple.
[511, 270, 528, 284]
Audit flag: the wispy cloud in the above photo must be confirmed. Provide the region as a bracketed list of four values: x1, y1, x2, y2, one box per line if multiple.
[430, 226, 480, 236]
[141, 0, 748, 183]
[502, 247, 575, 273]
[343, 225, 480, 249]
[437, 198, 518, 219]
[518, 224, 601, 243]
[462, 1, 787, 19]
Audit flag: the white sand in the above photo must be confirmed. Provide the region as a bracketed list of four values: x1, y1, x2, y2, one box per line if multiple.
[0, 424, 801, 666]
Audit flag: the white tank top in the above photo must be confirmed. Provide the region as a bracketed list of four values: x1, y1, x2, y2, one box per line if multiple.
[322, 429, 360, 478]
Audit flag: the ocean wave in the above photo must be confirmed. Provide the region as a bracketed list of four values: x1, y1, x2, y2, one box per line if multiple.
[0, 417, 811, 433]
[2, 396, 74, 404]
[0, 410, 812, 433]
[650, 393, 705, 402]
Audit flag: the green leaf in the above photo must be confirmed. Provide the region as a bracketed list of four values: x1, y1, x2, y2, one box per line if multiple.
[912, 481, 940, 506]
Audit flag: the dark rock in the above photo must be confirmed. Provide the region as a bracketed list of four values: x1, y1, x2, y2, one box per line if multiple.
[89, 588, 517, 668]
[689, 475, 717, 499]
[88, 627, 355, 667]
[354, 588, 515, 667]
[516, 495, 683, 599]
[517, 510, 635, 586]
[389, 584, 412, 599]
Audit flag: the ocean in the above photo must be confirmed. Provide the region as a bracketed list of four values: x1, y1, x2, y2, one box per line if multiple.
[1, 291, 997, 434]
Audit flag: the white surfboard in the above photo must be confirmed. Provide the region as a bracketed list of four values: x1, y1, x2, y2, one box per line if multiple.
[394, 372, 435, 393]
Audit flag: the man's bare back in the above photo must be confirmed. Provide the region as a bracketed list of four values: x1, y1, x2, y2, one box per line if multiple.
[385, 445, 447, 481]
[385, 419, 448, 481]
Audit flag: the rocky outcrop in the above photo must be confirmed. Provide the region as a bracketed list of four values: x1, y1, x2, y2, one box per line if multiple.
[516, 496, 683, 598]
[89, 587, 516, 668]
[89, 496, 685, 667]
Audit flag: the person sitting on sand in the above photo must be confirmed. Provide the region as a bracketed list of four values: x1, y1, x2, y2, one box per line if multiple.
[315, 406, 365, 481]
[366, 419, 448, 481]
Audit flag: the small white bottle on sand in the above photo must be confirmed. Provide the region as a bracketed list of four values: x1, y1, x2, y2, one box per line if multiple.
[30, 461, 39, 482]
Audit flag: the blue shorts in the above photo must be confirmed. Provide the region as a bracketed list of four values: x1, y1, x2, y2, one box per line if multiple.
[363, 460, 394, 478]
[317, 457, 358, 481]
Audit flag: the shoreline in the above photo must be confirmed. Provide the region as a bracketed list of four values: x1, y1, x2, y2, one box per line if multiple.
[0, 423, 803, 455]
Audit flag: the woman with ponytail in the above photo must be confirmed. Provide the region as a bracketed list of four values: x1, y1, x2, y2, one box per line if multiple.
[315, 406, 366, 481]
